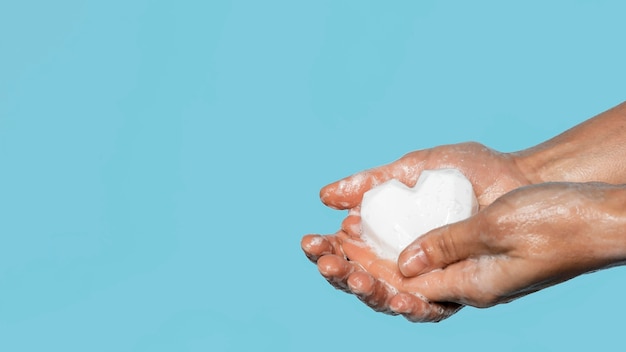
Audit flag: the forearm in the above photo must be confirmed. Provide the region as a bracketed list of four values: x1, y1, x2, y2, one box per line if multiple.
[588, 183, 626, 267]
[514, 101, 626, 184]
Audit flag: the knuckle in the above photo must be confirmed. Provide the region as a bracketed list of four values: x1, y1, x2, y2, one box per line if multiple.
[475, 294, 500, 308]
[464, 287, 501, 308]
[479, 202, 516, 246]
[433, 226, 461, 266]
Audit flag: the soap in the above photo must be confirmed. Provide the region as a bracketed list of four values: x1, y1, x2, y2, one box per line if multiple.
[360, 168, 478, 261]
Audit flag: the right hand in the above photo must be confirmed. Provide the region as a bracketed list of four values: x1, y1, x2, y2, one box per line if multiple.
[397, 181, 626, 309]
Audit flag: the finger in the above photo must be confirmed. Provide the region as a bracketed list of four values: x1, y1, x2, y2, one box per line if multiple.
[341, 213, 361, 238]
[403, 258, 503, 308]
[389, 293, 462, 323]
[347, 271, 397, 314]
[341, 238, 406, 287]
[320, 153, 427, 210]
[398, 216, 486, 277]
[301, 234, 342, 263]
[317, 254, 359, 292]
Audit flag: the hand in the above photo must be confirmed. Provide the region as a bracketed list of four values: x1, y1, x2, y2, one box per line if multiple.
[320, 142, 532, 210]
[398, 182, 626, 308]
[302, 142, 534, 322]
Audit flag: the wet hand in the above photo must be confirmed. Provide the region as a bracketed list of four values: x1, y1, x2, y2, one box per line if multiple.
[398, 182, 626, 308]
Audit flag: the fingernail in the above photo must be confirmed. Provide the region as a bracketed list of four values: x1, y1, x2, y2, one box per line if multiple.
[399, 246, 429, 277]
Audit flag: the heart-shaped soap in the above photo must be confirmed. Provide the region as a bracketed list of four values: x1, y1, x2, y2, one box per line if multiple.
[360, 168, 478, 261]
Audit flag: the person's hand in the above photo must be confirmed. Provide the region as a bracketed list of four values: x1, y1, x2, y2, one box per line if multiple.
[301, 142, 535, 322]
[397, 182, 626, 308]
[319, 142, 533, 210]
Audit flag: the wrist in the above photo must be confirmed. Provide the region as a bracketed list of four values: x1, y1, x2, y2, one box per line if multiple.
[511, 141, 583, 184]
[512, 101, 626, 184]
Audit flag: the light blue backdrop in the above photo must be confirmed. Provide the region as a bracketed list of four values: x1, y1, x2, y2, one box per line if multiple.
[1, 1, 625, 351]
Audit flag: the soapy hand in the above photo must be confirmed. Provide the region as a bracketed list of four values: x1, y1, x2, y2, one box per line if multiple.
[397, 182, 626, 308]
[319, 142, 532, 210]
[301, 142, 534, 321]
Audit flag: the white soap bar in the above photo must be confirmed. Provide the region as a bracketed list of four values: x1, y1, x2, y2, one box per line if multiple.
[360, 168, 478, 261]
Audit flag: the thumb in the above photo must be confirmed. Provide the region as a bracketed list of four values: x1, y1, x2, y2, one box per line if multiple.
[398, 216, 485, 277]
[320, 153, 427, 210]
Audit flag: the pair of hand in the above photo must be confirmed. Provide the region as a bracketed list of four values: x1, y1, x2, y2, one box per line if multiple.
[301, 142, 626, 322]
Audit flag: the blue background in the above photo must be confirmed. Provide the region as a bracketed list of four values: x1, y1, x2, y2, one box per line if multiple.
[1, 1, 625, 351]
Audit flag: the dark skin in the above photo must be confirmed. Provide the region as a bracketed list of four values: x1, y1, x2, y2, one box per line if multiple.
[301, 101, 626, 322]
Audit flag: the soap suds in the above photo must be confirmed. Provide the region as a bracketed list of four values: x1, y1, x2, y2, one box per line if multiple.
[337, 172, 367, 196]
[308, 236, 324, 247]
